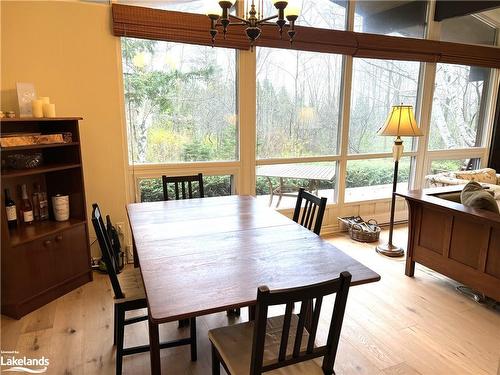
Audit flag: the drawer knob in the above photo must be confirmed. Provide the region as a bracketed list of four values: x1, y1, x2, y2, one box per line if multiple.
[55, 235, 63, 242]
[43, 240, 52, 247]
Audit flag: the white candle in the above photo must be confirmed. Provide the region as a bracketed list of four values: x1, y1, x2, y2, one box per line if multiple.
[43, 103, 56, 118]
[39, 96, 50, 105]
[32, 99, 43, 118]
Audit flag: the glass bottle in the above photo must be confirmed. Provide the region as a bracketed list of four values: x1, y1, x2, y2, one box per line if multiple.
[37, 184, 49, 221]
[20, 184, 34, 224]
[4, 188, 17, 229]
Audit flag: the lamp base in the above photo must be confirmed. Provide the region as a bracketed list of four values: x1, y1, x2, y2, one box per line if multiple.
[376, 242, 405, 257]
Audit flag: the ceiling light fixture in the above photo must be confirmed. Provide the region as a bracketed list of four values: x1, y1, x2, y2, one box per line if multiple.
[206, 0, 300, 49]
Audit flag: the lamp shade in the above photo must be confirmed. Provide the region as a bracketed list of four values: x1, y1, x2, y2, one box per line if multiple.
[377, 105, 423, 137]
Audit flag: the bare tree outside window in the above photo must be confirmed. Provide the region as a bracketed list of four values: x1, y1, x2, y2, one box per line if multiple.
[429, 64, 490, 150]
[256, 48, 343, 158]
[349, 58, 421, 154]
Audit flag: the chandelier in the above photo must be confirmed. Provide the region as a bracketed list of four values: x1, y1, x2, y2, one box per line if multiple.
[206, 1, 300, 48]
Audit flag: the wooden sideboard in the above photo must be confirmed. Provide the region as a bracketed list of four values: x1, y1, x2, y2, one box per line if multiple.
[1, 117, 92, 319]
[396, 187, 500, 301]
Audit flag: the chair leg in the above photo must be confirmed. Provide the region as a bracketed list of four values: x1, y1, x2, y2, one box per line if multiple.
[190, 317, 197, 361]
[113, 304, 118, 346]
[226, 308, 241, 316]
[178, 318, 190, 328]
[116, 306, 125, 375]
[211, 344, 221, 375]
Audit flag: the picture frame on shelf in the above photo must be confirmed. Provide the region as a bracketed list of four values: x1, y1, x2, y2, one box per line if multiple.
[16, 82, 36, 118]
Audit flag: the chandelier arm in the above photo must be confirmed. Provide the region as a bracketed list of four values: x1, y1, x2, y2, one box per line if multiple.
[229, 15, 248, 22]
[260, 21, 283, 26]
[227, 21, 249, 26]
[258, 15, 279, 23]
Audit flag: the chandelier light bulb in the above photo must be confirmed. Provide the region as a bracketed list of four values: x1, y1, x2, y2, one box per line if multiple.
[285, 4, 300, 19]
[206, 1, 222, 18]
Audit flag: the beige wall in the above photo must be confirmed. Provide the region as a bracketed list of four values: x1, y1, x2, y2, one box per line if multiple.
[1, 1, 129, 256]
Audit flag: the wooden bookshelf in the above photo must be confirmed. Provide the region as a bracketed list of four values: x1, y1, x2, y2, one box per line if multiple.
[1, 117, 92, 319]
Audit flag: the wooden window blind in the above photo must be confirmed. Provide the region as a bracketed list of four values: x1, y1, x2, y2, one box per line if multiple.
[112, 4, 500, 68]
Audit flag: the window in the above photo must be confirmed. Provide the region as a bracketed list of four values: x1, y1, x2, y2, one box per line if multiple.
[138, 175, 234, 202]
[259, 0, 347, 30]
[345, 157, 412, 202]
[429, 158, 481, 175]
[429, 64, 491, 150]
[295, 0, 347, 30]
[122, 38, 237, 164]
[440, 15, 496, 46]
[354, 0, 427, 38]
[256, 162, 336, 208]
[256, 48, 343, 158]
[349, 58, 421, 154]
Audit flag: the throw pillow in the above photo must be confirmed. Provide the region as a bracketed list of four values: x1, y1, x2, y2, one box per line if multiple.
[455, 168, 497, 184]
[460, 181, 500, 214]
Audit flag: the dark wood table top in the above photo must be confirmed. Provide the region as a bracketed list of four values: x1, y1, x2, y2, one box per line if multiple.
[127, 195, 380, 324]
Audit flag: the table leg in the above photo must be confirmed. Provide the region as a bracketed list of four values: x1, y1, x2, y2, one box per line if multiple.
[249, 305, 256, 321]
[148, 317, 161, 375]
[265, 177, 274, 207]
[132, 235, 139, 268]
[276, 178, 284, 208]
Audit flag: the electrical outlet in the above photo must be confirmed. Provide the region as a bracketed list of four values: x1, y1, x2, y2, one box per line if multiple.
[116, 221, 125, 235]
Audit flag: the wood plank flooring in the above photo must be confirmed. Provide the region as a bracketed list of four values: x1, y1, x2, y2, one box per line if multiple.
[1, 225, 499, 375]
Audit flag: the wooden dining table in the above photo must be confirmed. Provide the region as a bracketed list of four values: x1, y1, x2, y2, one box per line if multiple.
[127, 195, 380, 374]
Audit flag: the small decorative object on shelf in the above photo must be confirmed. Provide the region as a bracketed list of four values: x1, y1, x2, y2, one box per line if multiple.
[0, 133, 65, 147]
[4, 152, 43, 169]
[43, 103, 56, 118]
[33, 183, 49, 221]
[20, 184, 34, 224]
[0, 111, 4, 119]
[4, 188, 17, 229]
[16, 82, 36, 118]
[6, 111, 16, 118]
[32, 99, 43, 118]
[52, 194, 70, 221]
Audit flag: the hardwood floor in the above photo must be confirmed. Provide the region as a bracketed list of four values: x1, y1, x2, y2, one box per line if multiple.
[1, 225, 499, 375]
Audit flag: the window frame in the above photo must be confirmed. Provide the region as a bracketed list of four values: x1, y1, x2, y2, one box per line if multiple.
[119, 0, 500, 221]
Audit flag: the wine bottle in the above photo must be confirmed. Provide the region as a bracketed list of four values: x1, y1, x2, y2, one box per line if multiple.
[32, 185, 40, 221]
[4, 188, 17, 229]
[20, 184, 34, 224]
[37, 185, 49, 221]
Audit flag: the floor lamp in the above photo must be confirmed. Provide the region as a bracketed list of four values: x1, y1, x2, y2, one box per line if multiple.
[376, 105, 423, 257]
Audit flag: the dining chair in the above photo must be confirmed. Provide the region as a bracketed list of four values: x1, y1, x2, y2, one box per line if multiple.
[162, 173, 205, 200]
[293, 187, 328, 235]
[209, 271, 352, 375]
[92, 203, 197, 375]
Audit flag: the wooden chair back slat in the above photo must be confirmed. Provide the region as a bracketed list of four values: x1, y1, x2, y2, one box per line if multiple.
[278, 302, 294, 362]
[307, 297, 323, 353]
[91, 203, 124, 299]
[162, 173, 204, 201]
[292, 300, 307, 358]
[293, 188, 327, 235]
[252, 272, 352, 375]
